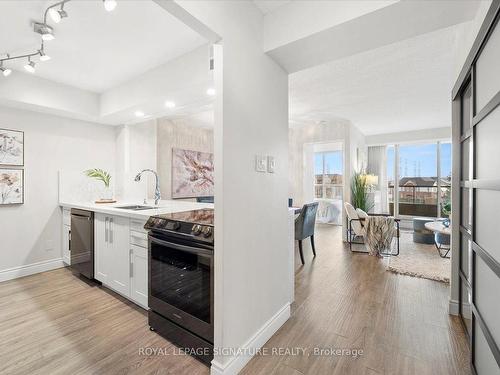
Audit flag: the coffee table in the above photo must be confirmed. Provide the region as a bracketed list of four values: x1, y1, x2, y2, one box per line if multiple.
[425, 221, 451, 258]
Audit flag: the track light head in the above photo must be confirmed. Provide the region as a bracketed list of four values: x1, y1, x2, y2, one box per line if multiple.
[103, 0, 117, 12]
[39, 49, 51, 62]
[0, 63, 12, 77]
[34, 22, 55, 41]
[24, 58, 36, 73]
[49, 7, 68, 24]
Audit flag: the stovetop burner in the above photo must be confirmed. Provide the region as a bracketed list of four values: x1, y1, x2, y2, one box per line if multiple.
[144, 209, 214, 245]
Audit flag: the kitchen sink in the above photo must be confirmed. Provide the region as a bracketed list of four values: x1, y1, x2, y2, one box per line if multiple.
[114, 205, 156, 211]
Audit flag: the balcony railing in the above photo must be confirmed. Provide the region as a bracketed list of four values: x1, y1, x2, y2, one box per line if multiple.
[388, 185, 450, 217]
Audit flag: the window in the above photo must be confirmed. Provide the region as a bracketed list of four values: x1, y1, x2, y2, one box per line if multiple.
[386, 141, 451, 218]
[314, 151, 343, 200]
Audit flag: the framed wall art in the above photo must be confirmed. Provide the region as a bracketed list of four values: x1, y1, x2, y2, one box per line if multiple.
[0, 128, 24, 166]
[0, 168, 24, 205]
[172, 148, 214, 199]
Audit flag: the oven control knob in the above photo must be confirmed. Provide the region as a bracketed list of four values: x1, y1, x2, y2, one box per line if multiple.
[192, 224, 202, 235]
[201, 226, 212, 237]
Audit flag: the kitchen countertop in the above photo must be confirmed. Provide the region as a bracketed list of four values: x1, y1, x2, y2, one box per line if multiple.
[60, 199, 214, 220]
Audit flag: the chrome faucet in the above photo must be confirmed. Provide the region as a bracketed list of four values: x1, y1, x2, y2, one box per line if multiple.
[134, 169, 161, 206]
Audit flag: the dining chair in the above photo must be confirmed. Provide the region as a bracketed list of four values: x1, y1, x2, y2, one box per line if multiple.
[295, 202, 319, 265]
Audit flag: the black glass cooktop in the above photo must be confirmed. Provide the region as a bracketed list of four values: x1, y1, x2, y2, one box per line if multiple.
[152, 209, 214, 226]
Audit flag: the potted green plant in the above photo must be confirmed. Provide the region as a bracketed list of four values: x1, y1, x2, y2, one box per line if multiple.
[351, 171, 374, 212]
[84, 168, 113, 201]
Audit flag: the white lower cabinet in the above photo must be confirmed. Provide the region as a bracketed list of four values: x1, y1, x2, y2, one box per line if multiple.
[94, 213, 148, 308]
[130, 244, 148, 308]
[94, 213, 130, 297]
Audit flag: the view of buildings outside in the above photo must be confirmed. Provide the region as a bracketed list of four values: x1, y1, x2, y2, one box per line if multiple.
[387, 142, 451, 217]
[314, 151, 343, 200]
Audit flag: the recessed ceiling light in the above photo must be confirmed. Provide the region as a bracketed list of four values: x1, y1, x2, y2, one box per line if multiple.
[206, 88, 216, 96]
[103, 0, 117, 12]
[165, 101, 176, 109]
[135, 111, 145, 118]
[24, 58, 36, 73]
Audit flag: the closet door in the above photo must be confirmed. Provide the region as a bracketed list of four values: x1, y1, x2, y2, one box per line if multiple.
[454, 4, 500, 373]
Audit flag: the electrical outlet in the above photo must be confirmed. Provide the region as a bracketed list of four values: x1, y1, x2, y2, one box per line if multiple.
[255, 155, 267, 173]
[267, 156, 275, 173]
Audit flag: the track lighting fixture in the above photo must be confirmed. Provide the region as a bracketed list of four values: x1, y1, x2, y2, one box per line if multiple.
[24, 57, 36, 73]
[103, 0, 117, 12]
[34, 22, 55, 41]
[0, 62, 12, 77]
[49, 4, 68, 24]
[1, 0, 117, 78]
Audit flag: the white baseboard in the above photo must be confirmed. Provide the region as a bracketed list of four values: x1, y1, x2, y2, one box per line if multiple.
[211, 303, 291, 375]
[449, 299, 459, 315]
[0, 258, 65, 283]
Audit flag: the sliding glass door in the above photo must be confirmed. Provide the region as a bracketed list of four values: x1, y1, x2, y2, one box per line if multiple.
[387, 141, 451, 219]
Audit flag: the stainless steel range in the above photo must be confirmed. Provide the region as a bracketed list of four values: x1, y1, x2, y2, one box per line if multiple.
[144, 209, 214, 365]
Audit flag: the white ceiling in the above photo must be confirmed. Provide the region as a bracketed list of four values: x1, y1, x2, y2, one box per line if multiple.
[253, 0, 291, 15]
[289, 24, 465, 135]
[0, 0, 207, 93]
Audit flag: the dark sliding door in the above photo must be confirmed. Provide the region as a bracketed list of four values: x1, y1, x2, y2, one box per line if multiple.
[453, 2, 500, 374]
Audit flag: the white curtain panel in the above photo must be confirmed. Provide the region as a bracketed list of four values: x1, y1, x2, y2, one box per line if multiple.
[367, 145, 388, 213]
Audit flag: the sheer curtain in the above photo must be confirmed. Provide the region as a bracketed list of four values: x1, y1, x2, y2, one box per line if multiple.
[367, 146, 388, 213]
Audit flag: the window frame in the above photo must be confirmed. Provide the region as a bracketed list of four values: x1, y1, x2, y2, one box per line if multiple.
[388, 140, 451, 220]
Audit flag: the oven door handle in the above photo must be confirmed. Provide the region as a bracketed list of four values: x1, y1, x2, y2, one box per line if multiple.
[149, 236, 213, 257]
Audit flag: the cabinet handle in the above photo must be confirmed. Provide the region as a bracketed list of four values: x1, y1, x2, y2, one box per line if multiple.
[130, 249, 133, 278]
[68, 230, 71, 252]
[105, 217, 108, 243]
[109, 217, 113, 244]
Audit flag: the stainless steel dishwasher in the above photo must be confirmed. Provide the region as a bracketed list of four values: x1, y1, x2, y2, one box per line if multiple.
[70, 209, 94, 279]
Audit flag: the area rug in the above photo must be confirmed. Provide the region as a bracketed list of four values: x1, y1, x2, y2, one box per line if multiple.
[387, 231, 450, 283]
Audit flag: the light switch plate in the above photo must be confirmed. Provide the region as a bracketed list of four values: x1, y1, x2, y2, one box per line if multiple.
[255, 155, 267, 172]
[267, 156, 275, 173]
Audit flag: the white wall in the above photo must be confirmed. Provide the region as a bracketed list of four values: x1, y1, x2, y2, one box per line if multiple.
[158, 2, 290, 374]
[453, 0, 492, 81]
[263, 0, 397, 51]
[365, 127, 451, 146]
[115, 121, 158, 202]
[0, 105, 116, 278]
[0, 71, 100, 121]
[288, 120, 349, 205]
[288, 120, 365, 241]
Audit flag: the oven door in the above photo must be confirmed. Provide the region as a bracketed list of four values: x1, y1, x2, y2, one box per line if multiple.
[148, 234, 214, 343]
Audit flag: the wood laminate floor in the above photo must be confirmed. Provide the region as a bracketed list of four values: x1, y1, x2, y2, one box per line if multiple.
[0, 225, 470, 375]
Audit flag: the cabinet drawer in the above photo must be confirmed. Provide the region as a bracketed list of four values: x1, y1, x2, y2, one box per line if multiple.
[63, 208, 71, 226]
[130, 230, 148, 248]
[130, 219, 147, 233]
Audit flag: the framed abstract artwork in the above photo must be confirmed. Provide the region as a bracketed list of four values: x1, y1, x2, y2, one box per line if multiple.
[172, 148, 214, 199]
[0, 168, 24, 205]
[0, 128, 24, 166]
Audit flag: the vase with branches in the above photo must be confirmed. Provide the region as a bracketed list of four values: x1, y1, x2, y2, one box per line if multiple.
[351, 171, 374, 212]
[84, 168, 113, 200]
